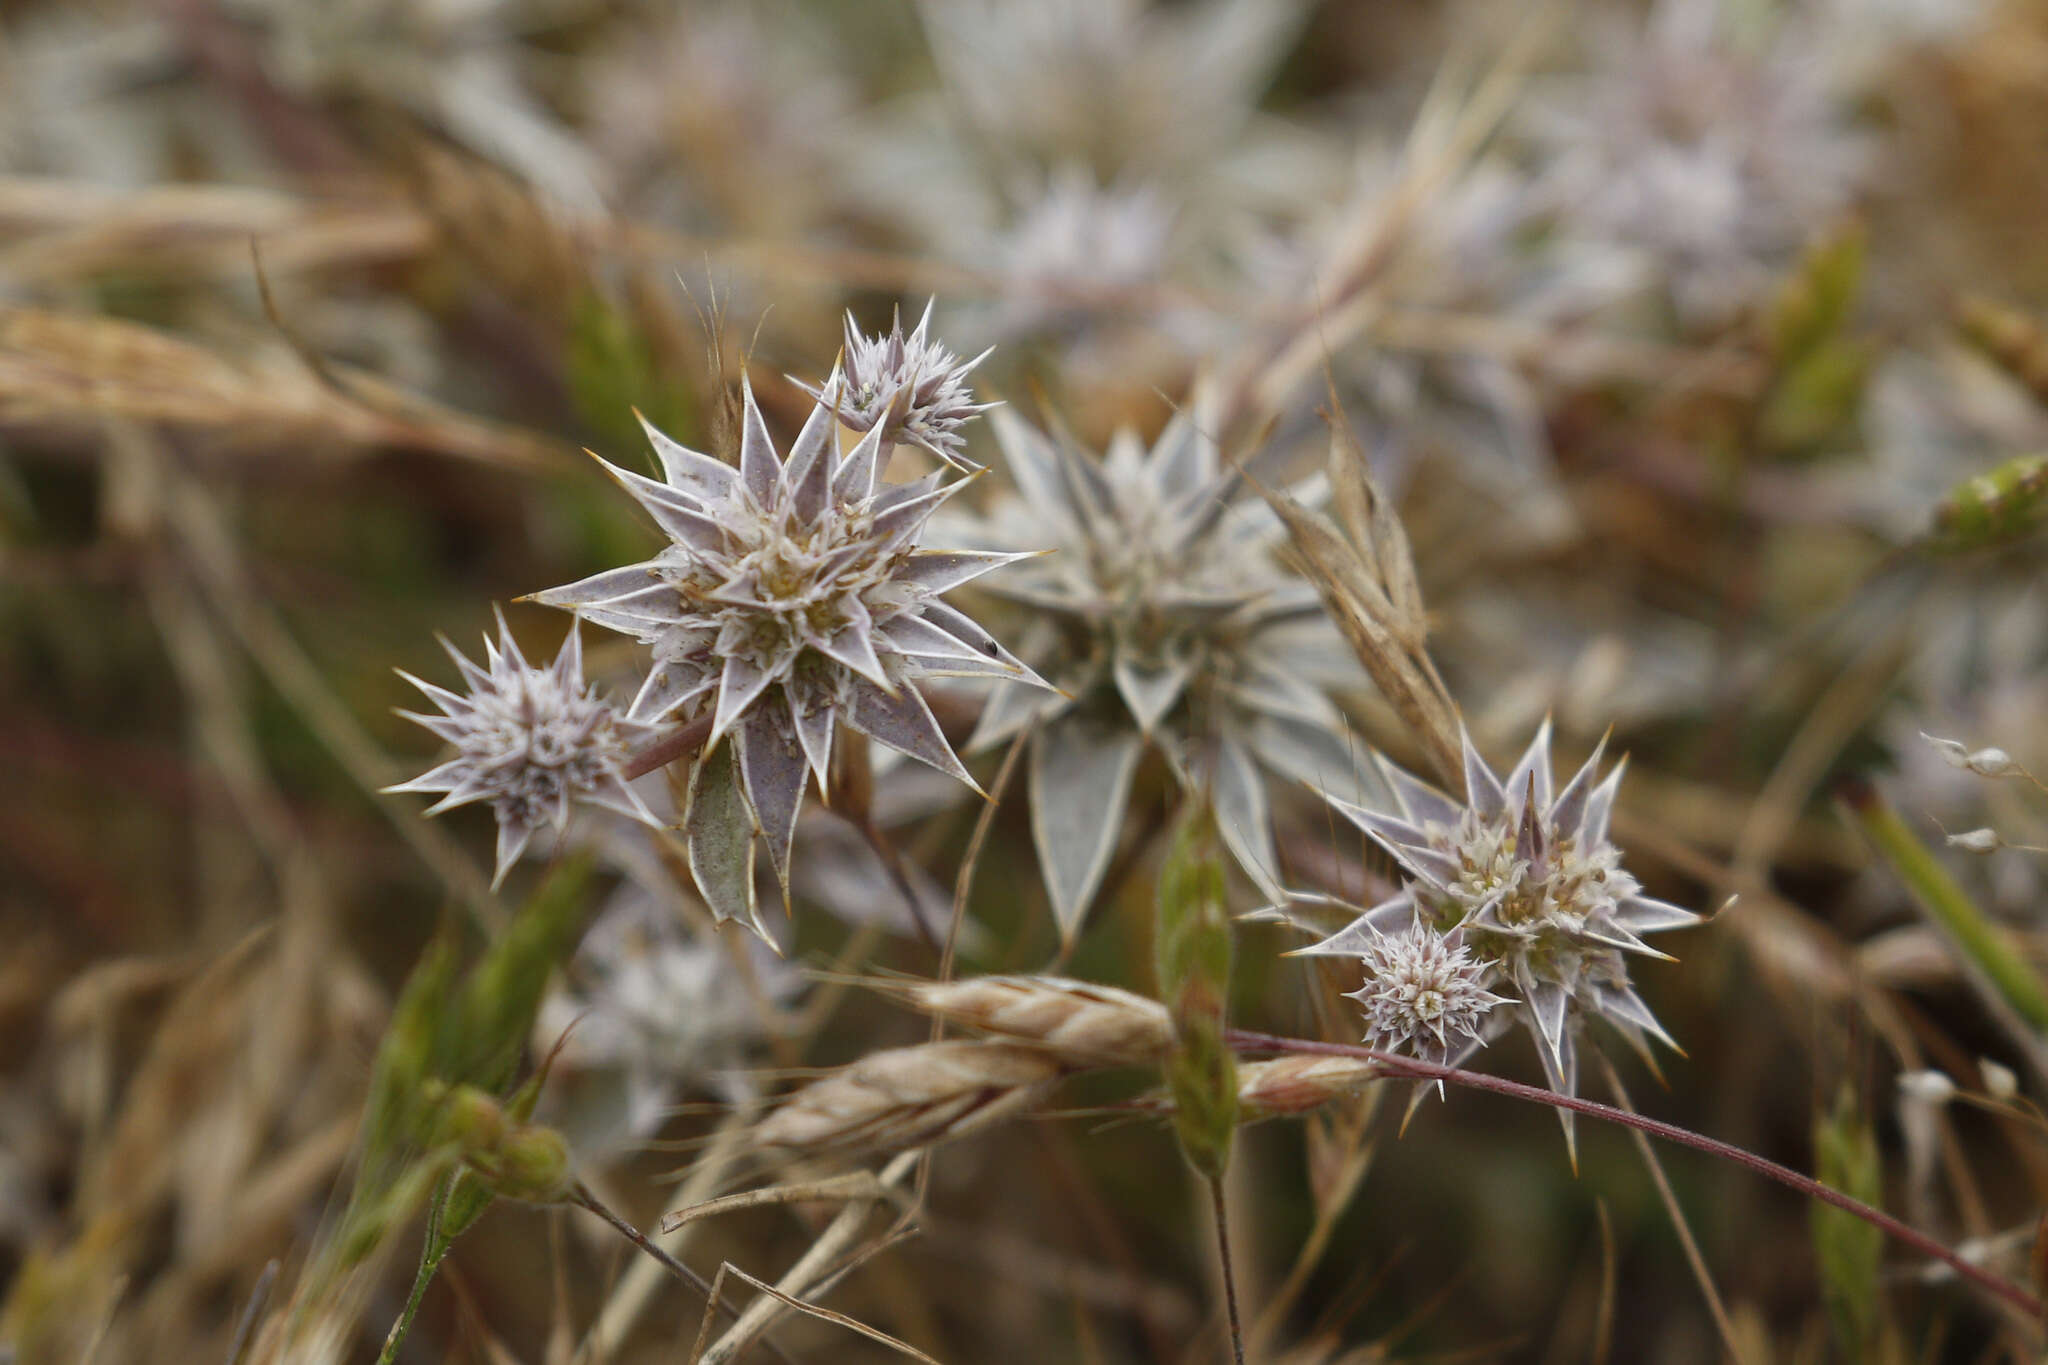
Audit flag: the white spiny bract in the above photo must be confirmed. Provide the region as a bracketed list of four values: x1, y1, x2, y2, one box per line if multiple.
[1294, 723, 1701, 1145]
[530, 379, 1047, 932]
[955, 401, 1361, 939]
[794, 303, 994, 470]
[1349, 923, 1510, 1069]
[387, 616, 657, 889]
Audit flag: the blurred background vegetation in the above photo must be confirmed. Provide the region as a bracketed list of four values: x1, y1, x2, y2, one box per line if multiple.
[4, 0, 2048, 1361]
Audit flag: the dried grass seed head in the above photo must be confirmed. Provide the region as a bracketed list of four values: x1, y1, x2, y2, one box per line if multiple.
[387, 613, 658, 887]
[752, 1040, 1062, 1155]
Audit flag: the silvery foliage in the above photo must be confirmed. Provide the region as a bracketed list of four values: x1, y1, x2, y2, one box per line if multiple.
[1289, 722, 1700, 1148]
[793, 302, 995, 470]
[535, 885, 800, 1146]
[1349, 922, 1512, 1072]
[532, 378, 1047, 939]
[952, 399, 1366, 940]
[1517, 0, 1871, 329]
[388, 614, 658, 888]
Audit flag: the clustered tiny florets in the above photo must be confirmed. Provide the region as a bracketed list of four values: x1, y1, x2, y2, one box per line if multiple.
[1292, 722, 1701, 1143]
[1348, 923, 1510, 1069]
[386, 614, 658, 888]
[796, 301, 995, 469]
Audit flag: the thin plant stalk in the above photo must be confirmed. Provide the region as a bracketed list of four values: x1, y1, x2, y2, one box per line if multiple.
[1207, 1174, 1248, 1365]
[1224, 1029, 2043, 1321]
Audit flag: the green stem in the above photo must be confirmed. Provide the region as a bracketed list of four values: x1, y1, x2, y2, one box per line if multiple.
[1837, 778, 2048, 1032]
[376, 1188, 451, 1365]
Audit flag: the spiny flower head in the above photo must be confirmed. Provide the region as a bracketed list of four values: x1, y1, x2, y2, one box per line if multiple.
[1348, 923, 1511, 1068]
[794, 301, 994, 469]
[1293, 722, 1701, 1143]
[387, 613, 657, 888]
[531, 379, 1047, 914]
[955, 398, 1361, 937]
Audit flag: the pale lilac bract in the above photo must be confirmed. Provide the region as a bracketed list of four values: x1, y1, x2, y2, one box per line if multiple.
[386, 614, 658, 889]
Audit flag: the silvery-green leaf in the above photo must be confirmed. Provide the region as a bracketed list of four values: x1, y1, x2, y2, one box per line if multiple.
[636, 411, 740, 503]
[1580, 757, 1628, 844]
[895, 549, 1039, 594]
[710, 653, 776, 747]
[1030, 714, 1144, 944]
[966, 677, 1063, 753]
[844, 676, 977, 790]
[687, 741, 765, 941]
[593, 456, 726, 550]
[1210, 734, 1283, 902]
[736, 377, 781, 505]
[1242, 714, 1378, 808]
[989, 407, 1077, 530]
[738, 707, 809, 889]
[911, 601, 1050, 686]
[781, 396, 839, 523]
[1112, 650, 1193, 736]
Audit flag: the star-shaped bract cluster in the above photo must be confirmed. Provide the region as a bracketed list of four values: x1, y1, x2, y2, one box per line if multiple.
[959, 401, 1362, 939]
[796, 301, 994, 469]
[1296, 722, 1700, 1144]
[532, 380, 1046, 923]
[388, 616, 658, 888]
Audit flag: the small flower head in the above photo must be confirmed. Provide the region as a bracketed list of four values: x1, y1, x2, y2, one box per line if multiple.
[1348, 923, 1510, 1068]
[1293, 722, 1702, 1142]
[796, 301, 995, 469]
[387, 613, 657, 888]
[531, 379, 1048, 910]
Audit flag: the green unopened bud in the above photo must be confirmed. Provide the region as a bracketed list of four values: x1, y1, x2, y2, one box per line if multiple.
[1927, 455, 2048, 554]
[489, 1124, 572, 1202]
[433, 1083, 507, 1154]
[1155, 798, 1238, 1179]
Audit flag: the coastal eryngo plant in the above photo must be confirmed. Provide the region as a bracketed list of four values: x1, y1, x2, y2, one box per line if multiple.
[388, 615, 658, 888]
[532, 378, 1047, 936]
[1292, 722, 1701, 1148]
[955, 398, 1362, 939]
[794, 302, 994, 470]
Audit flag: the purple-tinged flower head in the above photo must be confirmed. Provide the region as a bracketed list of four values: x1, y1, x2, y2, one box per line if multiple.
[386, 613, 658, 888]
[1291, 722, 1703, 1150]
[530, 379, 1050, 935]
[794, 301, 995, 470]
[1349, 922, 1511, 1070]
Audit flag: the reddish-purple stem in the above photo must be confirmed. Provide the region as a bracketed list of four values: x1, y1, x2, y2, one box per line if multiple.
[623, 714, 713, 780]
[1225, 1029, 2042, 1321]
